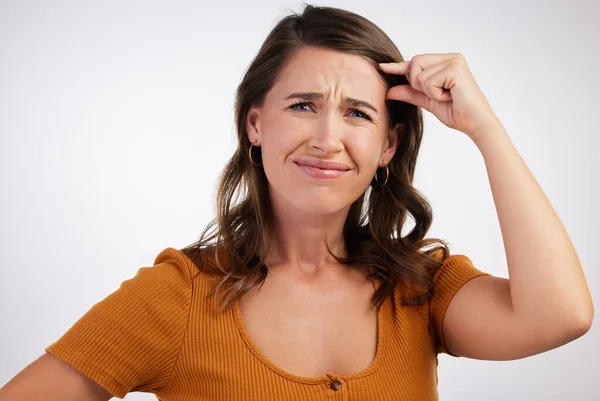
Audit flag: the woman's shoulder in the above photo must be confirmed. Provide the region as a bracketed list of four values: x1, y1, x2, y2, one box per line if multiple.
[43, 246, 212, 397]
[157, 245, 226, 282]
[154, 246, 202, 279]
[155, 244, 212, 269]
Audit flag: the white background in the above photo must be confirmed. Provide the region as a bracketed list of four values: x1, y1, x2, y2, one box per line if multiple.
[1, 0, 598, 399]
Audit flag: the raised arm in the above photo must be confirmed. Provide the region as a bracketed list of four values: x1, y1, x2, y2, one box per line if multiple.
[379, 55, 593, 360]
[441, 125, 593, 360]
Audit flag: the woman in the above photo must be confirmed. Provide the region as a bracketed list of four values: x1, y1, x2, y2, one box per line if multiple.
[0, 4, 593, 401]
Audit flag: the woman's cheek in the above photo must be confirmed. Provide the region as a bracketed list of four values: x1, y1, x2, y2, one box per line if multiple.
[348, 136, 378, 163]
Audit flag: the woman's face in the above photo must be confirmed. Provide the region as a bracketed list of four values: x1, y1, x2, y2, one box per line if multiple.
[246, 46, 399, 217]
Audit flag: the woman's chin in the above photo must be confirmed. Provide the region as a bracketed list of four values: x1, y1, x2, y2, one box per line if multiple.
[292, 198, 350, 216]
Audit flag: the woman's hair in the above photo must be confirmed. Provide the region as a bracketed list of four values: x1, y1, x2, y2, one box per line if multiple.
[181, 4, 451, 315]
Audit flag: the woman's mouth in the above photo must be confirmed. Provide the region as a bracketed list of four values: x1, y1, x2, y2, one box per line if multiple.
[293, 162, 349, 179]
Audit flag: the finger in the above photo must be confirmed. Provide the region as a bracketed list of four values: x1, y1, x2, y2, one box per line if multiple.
[379, 60, 420, 89]
[378, 53, 457, 80]
[385, 85, 430, 111]
[414, 61, 454, 102]
[378, 58, 429, 89]
[378, 61, 410, 75]
[407, 61, 426, 92]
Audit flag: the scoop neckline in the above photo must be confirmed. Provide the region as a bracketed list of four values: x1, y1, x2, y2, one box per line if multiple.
[232, 277, 386, 384]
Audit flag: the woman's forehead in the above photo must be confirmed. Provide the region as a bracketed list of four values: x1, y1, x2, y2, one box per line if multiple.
[271, 48, 387, 99]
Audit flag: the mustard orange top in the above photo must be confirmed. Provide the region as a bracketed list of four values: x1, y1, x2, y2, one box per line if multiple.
[45, 247, 491, 400]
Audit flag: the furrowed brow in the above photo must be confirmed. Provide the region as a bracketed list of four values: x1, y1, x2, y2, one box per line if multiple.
[284, 92, 379, 114]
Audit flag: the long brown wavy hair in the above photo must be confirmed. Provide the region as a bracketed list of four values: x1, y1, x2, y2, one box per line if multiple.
[181, 4, 451, 316]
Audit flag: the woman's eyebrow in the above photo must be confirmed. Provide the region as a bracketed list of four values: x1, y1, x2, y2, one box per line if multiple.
[284, 91, 379, 114]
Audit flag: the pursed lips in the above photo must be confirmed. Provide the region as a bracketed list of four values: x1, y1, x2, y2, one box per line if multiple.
[292, 156, 351, 171]
[292, 157, 352, 179]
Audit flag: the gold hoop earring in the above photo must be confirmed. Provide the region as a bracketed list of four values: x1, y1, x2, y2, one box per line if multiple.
[375, 163, 389, 187]
[249, 142, 262, 166]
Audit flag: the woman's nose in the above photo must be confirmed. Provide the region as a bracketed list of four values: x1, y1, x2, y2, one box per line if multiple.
[307, 112, 344, 155]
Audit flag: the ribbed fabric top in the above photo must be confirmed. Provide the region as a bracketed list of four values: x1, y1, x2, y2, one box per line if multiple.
[45, 247, 491, 400]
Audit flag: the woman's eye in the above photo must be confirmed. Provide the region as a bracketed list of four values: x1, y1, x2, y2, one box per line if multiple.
[349, 110, 369, 120]
[289, 103, 372, 121]
[349, 109, 373, 121]
[289, 102, 312, 111]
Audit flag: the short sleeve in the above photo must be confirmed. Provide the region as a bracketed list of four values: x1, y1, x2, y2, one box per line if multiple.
[44, 248, 198, 398]
[429, 252, 492, 356]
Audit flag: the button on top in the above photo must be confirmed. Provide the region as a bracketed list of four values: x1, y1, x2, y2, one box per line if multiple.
[330, 380, 342, 391]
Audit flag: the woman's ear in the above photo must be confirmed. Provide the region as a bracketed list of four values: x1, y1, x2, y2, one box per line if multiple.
[246, 105, 261, 145]
[382, 122, 404, 164]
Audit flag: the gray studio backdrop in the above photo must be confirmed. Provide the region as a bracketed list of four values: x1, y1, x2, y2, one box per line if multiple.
[0, 0, 598, 400]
